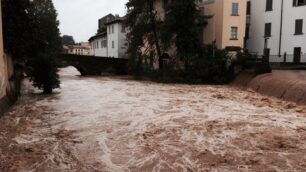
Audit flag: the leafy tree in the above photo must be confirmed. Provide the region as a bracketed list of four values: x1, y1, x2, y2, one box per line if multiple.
[27, 0, 61, 94]
[2, 0, 37, 93]
[2, 0, 34, 62]
[125, 0, 161, 75]
[125, 0, 233, 83]
[62, 35, 75, 45]
[160, 0, 203, 70]
[2, 0, 62, 94]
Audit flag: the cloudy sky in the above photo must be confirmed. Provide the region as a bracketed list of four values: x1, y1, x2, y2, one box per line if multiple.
[53, 0, 128, 42]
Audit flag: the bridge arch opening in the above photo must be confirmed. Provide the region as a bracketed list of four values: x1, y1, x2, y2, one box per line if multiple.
[70, 65, 87, 76]
[59, 66, 82, 76]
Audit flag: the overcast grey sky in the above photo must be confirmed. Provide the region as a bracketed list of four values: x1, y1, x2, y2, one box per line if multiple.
[53, 0, 128, 42]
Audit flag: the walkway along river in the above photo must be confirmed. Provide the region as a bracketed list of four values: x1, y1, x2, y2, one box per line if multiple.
[0, 67, 306, 171]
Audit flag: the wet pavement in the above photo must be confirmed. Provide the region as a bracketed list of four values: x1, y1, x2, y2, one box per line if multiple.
[0, 67, 306, 172]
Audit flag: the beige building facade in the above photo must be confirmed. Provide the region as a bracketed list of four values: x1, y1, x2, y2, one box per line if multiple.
[154, 0, 246, 50]
[201, 0, 246, 50]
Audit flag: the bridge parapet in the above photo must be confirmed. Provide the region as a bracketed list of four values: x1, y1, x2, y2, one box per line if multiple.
[58, 54, 128, 75]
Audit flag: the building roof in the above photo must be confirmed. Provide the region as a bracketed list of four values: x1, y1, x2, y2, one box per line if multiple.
[88, 32, 107, 42]
[105, 16, 126, 26]
[98, 14, 116, 29]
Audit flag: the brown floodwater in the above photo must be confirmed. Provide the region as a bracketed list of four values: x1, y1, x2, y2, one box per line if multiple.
[0, 67, 306, 172]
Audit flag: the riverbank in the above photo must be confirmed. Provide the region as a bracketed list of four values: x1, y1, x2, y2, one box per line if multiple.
[233, 70, 306, 105]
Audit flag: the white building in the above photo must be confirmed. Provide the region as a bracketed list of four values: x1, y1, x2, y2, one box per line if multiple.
[89, 32, 108, 57]
[246, 0, 306, 63]
[89, 16, 128, 58]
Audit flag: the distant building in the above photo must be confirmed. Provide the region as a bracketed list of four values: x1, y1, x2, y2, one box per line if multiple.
[64, 42, 91, 56]
[246, 0, 306, 63]
[89, 32, 107, 57]
[89, 15, 128, 58]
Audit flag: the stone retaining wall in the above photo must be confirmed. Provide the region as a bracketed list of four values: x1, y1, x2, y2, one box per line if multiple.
[0, 54, 18, 116]
[233, 70, 306, 105]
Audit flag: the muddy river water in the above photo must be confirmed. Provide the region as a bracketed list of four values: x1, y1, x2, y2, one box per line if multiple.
[1, 67, 306, 172]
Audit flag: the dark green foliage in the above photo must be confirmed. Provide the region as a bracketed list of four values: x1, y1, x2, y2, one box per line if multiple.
[184, 46, 233, 84]
[125, 0, 159, 74]
[62, 35, 75, 45]
[125, 0, 234, 84]
[160, 0, 203, 66]
[28, 0, 62, 94]
[158, 45, 233, 84]
[28, 53, 60, 94]
[2, 0, 62, 94]
[2, 0, 34, 62]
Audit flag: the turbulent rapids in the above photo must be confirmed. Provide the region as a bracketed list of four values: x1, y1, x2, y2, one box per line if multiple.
[0, 67, 306, 172]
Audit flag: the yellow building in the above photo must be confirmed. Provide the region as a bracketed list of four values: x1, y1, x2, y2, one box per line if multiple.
[200, 0, 246, 50]
[154, 0, 246, 50]
[64, 42, 91, 56]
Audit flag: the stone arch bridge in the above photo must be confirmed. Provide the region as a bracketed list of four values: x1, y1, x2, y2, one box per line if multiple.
[58, 54, 128, 76]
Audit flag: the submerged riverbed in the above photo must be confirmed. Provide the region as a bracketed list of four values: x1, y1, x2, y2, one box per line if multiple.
[0, 67, 306, 172]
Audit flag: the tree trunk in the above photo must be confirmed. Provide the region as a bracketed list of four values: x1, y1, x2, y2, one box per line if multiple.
[148, 0, 162, 69]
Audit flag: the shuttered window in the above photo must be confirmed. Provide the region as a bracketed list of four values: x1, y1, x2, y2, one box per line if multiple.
[232, 3, 239, 16]
[265, 23, 272, 37]
[266, 0, 273, 11]
[295, 19, 303, 35]
[293, 0, 306, 6]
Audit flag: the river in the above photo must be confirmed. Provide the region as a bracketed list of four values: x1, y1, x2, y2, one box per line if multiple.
[0, 67, 306, 172]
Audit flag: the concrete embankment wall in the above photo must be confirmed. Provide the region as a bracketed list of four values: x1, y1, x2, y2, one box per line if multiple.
[0, 54, 18, 116]
[0, 1, 19, 116]
[232, 70, 306, 105]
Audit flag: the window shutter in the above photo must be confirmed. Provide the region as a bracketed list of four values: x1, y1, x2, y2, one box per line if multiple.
[266, 0, 273, 11]
[293, 0, 297, 6]
[295, 19, 303, 34]
[265, 23, 271, 37]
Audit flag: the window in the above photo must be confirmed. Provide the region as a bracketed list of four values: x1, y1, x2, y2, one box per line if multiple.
[266, 0, 273, 11]
[295, 19, 303, 35]
[97, 41, 99, 48]
[232, 3, 239, 16]
[247, 1, 251, 15]
[293, 0, 306, 6]
[121, 24, 126, 33]
[102, 39, 107, 48]
[230, 27, 238, 40]
[264, 23, 272, 37]
[112, 25, 114, 34]
[112, 41, 115, 48]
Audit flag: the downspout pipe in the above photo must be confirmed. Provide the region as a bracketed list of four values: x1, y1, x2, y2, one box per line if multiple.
[278, 0, 284, 57]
